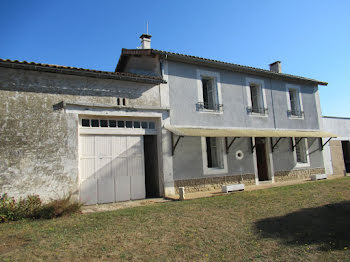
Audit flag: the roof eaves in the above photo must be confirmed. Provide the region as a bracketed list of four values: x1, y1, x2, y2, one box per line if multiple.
[0, 58, 166, 84]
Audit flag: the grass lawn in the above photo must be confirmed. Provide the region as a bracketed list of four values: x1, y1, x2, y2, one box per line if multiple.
[1, 177, 350, 262]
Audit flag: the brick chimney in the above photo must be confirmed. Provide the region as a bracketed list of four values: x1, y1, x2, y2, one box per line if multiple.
[140, 34, 152, 49]
[269, 61, 282, 73]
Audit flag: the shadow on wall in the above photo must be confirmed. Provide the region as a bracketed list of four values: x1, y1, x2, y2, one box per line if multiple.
[254, 201, 350, 250]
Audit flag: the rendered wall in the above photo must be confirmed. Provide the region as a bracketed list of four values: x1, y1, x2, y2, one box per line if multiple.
[167, 61, 321, 130]
[0, 67, 161, 201]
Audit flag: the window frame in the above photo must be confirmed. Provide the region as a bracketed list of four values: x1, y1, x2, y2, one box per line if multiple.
[293, 137, 310, 167]
[196, 69, 223, 114]
[245, 77, 268, 117]
[201, 137, 228, 175]
[286, 84, 304, 119]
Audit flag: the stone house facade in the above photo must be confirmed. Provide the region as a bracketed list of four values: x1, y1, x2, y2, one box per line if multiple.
[0, 34, 336, 204]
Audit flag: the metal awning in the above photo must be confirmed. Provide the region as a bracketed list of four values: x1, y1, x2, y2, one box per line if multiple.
[165, 126, 337, 138]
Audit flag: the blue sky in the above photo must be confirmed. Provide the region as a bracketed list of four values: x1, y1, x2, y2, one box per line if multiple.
[1, 0, 349, 117]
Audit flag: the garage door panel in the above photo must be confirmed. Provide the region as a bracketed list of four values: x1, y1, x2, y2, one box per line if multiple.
[80, 178, 98, 205]
[96, 158, 112, 178]
[80, 134, 146, 205]
[115, 176, 131, 202]
[127, 136, 143, 157]
[128, 157, 144, 177]
[81, 136, 95, 156]
[98, 175, 115, 204]
[80, 158, 95, 180]
[112, 136, 127, 157]
[95, 136, 112, 157]
[131, 175, 146, 200]
[112, 157, 127, 177]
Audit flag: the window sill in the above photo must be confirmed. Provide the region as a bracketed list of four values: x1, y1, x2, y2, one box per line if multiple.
[248, 113, 268, 118]
[198, 110, 224, 115]
[203, 167, 228, 175]
[288, 116, 304, 120]
[295, 162, 310, 168]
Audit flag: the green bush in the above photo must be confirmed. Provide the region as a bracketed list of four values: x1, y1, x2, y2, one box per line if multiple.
[0, 193, 81, 222]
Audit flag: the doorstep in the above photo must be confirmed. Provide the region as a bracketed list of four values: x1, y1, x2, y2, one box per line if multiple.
[81, 198, 171, 214]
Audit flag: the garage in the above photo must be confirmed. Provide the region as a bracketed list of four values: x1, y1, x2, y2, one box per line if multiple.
[80, 134, 146, 205]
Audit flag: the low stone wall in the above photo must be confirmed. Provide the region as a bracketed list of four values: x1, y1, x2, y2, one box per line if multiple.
[274, 168, 325, 182]
[174, 174, 255, 194]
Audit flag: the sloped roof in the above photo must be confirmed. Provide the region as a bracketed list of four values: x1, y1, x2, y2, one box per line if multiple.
[0, 58, 166, 84]
[118, 49, 327, 86]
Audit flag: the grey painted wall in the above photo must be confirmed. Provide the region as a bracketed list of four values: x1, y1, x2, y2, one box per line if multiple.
[173, 136, 254, 181]
[272, 137, 324, 172]
[173, 136, 324, 181]
[0, 67, 161, 201]
[167, 60, 320, 130]
[323, 116, 350, 139]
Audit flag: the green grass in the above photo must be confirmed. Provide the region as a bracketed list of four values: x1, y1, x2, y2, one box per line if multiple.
[1, 178, 350, 261]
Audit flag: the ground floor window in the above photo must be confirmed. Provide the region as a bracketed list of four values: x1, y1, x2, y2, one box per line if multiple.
[295, 138, 310, 166]
[202, 137, 228, 175]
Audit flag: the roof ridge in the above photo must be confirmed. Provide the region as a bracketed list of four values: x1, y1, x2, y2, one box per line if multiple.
[149, 49, 327, 86]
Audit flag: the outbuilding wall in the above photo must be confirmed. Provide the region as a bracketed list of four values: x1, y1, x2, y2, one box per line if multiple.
[0, 67, 162, 201]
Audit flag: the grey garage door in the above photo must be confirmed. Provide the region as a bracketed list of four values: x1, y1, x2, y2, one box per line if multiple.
[80, 135, 145, 205]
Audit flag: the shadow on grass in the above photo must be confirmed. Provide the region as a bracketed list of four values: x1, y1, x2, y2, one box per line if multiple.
[255, 201, 350, 250]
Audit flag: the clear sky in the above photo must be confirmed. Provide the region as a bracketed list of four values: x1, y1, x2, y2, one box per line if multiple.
[1, 0, 349, 117]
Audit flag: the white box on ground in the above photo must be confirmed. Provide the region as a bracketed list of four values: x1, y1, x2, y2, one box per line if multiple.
[311, 174, 327, 181]
[222, 184, 245, 193]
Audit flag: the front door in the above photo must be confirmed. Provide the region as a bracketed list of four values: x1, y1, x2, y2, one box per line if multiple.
[255, 137, 269, 181]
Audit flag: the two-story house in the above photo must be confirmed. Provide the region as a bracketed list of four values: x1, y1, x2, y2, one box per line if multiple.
[0, 34, 336, 204]
[118, 35, 336, 195]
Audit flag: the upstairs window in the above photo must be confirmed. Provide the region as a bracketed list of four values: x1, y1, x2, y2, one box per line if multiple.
[250, 84, 264, 114]
[246, 78, 267, 116]
[201, 77, 219, 111]
[196, 70, 223, 113]
[286, 85, 304, 118]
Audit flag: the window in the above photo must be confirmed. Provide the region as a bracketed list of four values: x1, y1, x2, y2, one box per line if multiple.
[201, 137, 228, 175]
[81, 118, 156, 130]
[246, 78, 267, 116]
[202, 77, 218, 110]
[196, 70, 223, 113]
[206, 137, 222, 168]
[286, 85, 304, 118]
[250, 84, 264, 114]
[294, 138, 310, 166]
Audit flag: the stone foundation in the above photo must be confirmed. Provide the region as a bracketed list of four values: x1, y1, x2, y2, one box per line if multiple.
[274, 168, 325, 182]
[174, 174, 255, 194]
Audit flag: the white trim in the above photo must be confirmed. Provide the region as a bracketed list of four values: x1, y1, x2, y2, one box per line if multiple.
[66, 107, 164, 118]
[201, 137, 228, 175]
[266, 137, 275, 182]
[286, 84, 304, 120]
[245, 77, 268, 117]
[164, 124, 324, 133]
[252, 138, 259, 185]
[160, 59, 170, 107]
[196, 69, 223, 114]
[293, 137, 310, 167]
[79, 128, 157, 135]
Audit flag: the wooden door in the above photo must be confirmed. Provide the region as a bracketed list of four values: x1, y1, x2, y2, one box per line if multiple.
[255, 137, 269, 181]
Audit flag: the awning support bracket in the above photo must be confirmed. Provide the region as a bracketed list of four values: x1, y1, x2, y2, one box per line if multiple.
[171, 133, 183, 156]
[225, 137, 239, 154]
[271, 137, 284, 153]
[251, 138, 256, 153]
[291, 137, 305, 151]
[320, 137, 332, 151]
